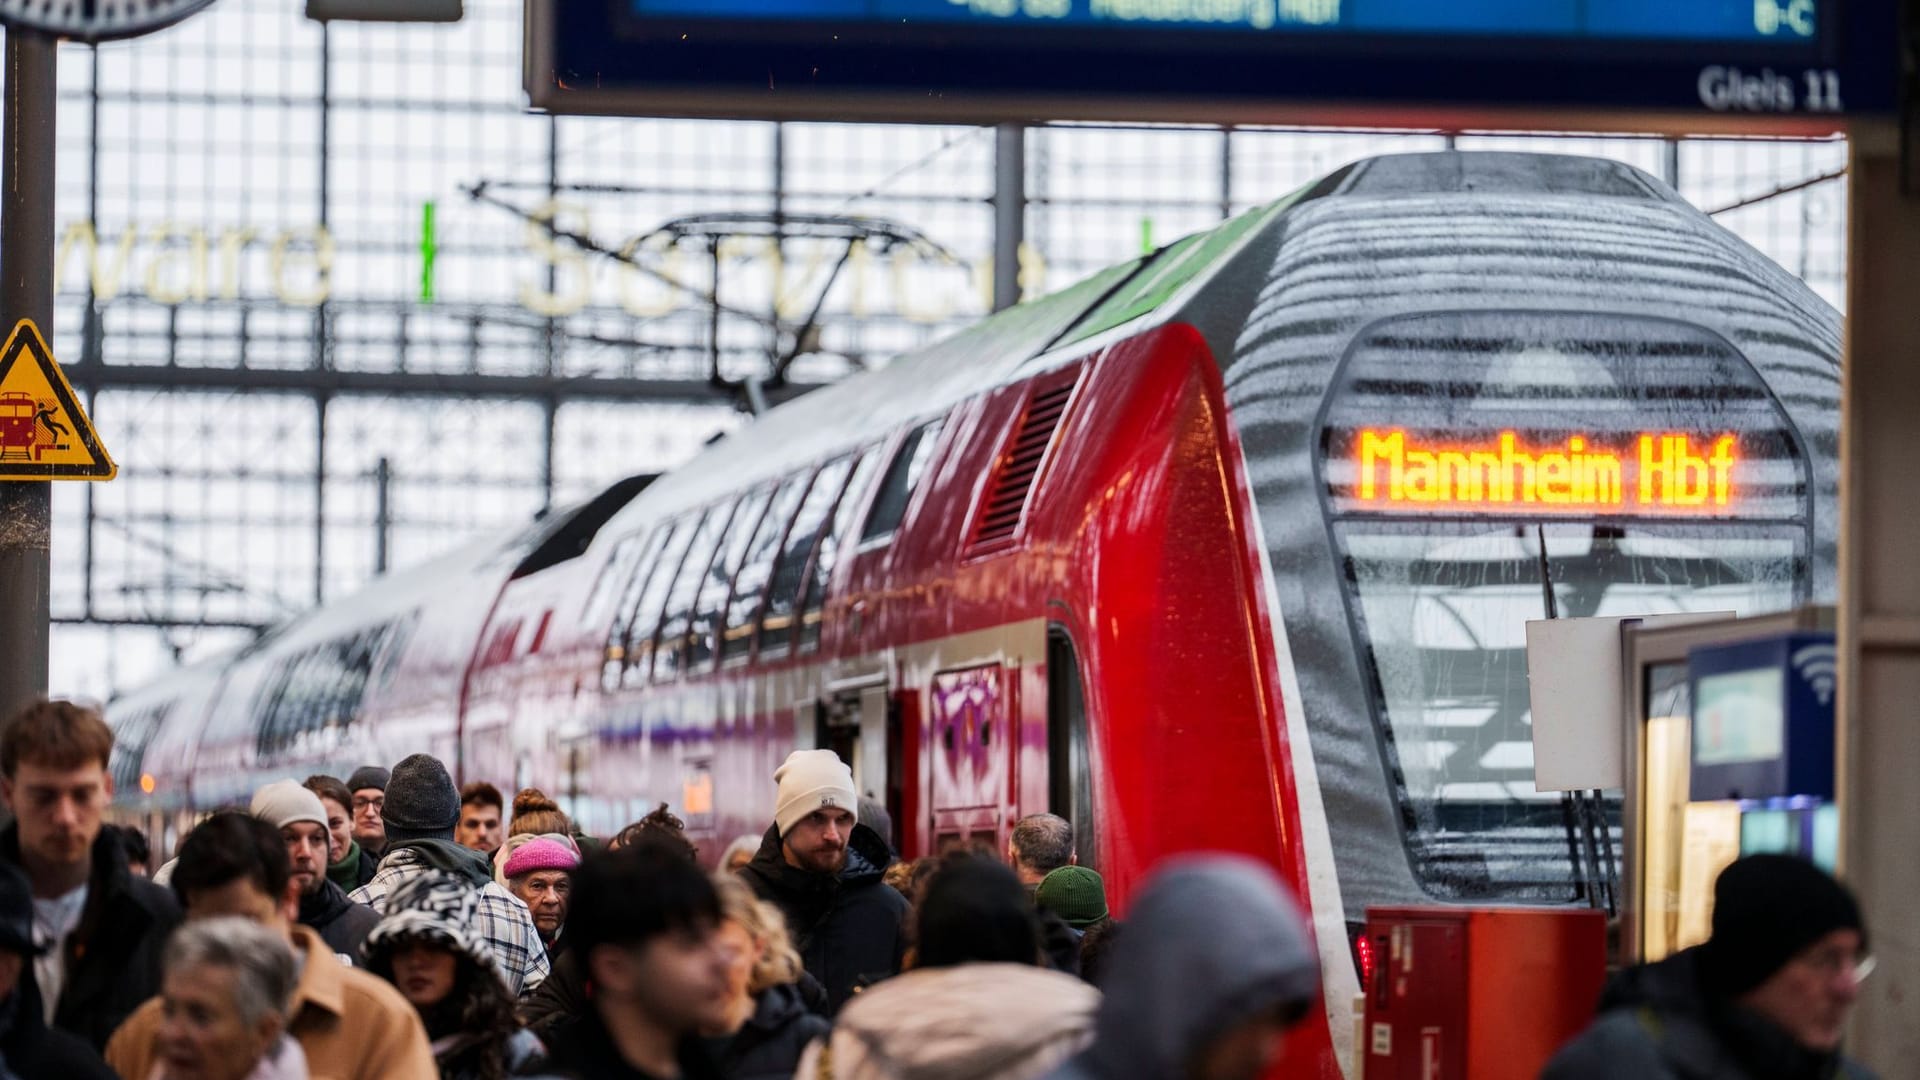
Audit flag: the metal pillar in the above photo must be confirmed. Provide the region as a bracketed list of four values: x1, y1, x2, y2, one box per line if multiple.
[312, 24, 332, 607]
[314, 395, 328, 605]
[771, 122, 786, 359]
[1838, 123, 1920, 1072]
[81, 47, 99, 624]
[993, 124, 1026, 312]
[542, 116, 559, 514]
[0, 29, 58, 715]
[1219, 128, 1234, 221]
[373, 457, 392, 575]
[540, 399, 557, 516]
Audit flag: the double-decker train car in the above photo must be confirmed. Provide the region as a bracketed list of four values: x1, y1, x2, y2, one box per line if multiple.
[108, 152, 1841, 1077]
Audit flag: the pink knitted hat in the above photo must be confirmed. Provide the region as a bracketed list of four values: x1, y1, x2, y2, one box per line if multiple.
[503, 836, 580, 879]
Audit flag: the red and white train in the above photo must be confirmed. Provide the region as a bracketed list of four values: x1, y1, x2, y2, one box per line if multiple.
[109, 152, 1841, 1076]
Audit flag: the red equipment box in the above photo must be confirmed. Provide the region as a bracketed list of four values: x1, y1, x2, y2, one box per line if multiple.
[1361, 906, 1606, 1080]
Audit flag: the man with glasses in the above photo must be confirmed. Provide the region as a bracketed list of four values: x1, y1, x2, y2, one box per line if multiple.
[1545, 854, 1875, 1079]
[347, 766, 390, 864]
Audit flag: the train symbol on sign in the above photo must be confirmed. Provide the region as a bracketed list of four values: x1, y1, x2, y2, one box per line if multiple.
[0, 392, 72, 462]
[1791, 643, 1837, 706]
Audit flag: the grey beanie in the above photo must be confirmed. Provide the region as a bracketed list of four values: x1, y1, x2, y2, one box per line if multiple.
[347, 765, 390, 793]
[382, 755, 459, 843]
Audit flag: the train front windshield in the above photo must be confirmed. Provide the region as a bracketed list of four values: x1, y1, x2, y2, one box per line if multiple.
[1335, 523, 1800, 899]
[1317, 311, 1814, 903]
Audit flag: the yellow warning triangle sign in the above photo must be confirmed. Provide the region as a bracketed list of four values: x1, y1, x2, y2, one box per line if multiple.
[0, 320, 115, 481]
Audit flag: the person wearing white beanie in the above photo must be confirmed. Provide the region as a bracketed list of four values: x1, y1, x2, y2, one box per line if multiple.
[773, 748, 860, 847]
[739, 749, 908, 1015]
[251, 779, 379, 964]
[251, 778, 328, 830]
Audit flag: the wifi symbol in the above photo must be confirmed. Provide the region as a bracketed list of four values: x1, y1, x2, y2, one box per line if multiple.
[1792, 643, 1838, 707]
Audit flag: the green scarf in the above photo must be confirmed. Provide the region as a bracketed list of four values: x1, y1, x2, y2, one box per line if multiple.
[327, 840, 363, 891]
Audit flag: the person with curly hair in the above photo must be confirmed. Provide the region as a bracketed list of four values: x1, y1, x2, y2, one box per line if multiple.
[609, 803, 698, 862]
[364, 871, 552, 1080]
[492, 789, 581, 886]
[703, 874, 829, 1080]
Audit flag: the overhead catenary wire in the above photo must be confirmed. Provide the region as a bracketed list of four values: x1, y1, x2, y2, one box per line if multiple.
[1707, 166, 1847, 216]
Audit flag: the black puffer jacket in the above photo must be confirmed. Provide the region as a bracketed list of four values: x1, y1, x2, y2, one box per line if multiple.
[737, 824, 907, 1015]
[0, 825, 180, 1052]
[544, 1009, 722, 1080]
[704, 982, 830, 1080]
[1542, 947, 1876, 1080]
[0, 978, 115, 1080]
[298, 876, 379, 963]
[519, 949, 588, 1038]
[1038, 908, 1083, 976]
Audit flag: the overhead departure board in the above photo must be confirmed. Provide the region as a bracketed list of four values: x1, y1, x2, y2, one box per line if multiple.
[626, 0, 1816, 42]
[525, 0, 1895, 130]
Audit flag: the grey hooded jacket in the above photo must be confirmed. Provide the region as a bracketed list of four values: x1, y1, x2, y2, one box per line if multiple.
[1041, 855, 1321, 1080]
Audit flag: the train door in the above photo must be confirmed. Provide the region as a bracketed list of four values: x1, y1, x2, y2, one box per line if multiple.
[1046, 626, 1096, 868]
[817, 681, 898, 852]
[928, 664, 1012, 856]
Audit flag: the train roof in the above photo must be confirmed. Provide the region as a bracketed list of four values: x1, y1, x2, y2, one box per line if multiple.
[600, 151, 1707, 525]
[225, 472, 656, 657]
[111, 150, 1751, 727]
[109, 654, 226, 714]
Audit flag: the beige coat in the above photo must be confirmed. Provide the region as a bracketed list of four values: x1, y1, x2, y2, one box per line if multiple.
[793, 963, 1099, 1080]
[105, 925, 437, 1080]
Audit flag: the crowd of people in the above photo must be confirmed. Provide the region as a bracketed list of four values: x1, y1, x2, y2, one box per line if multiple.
[0, 699, 1881, 1080]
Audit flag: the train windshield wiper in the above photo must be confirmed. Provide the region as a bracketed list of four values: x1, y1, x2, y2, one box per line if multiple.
[1533, 523, 1619, 917]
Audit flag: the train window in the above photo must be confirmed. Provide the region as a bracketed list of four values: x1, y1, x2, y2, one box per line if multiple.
[601, 526, 670, 692]
[761, 456, 855, 655]
[1338, 522, 1802, 900]
[257, 648, 329, 755]
[860, 418, 945, 545]
[620, 513, 701, 687]
[109, 702, 172, 795]
[720, 472, 811, 661]
[798, 449, 882, 651]
[252, 619, 407, 760]
[582, 534, 645, 633]
[690, 486, 772, 673]
[370, 613, 416, 693]
[654, 500, 740, 681]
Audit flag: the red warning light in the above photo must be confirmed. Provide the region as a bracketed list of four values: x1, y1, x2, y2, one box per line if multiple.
[1354, 930, 1377, 993]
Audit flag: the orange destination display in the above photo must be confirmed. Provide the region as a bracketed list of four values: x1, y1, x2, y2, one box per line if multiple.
[1352, 429, 1738, 511]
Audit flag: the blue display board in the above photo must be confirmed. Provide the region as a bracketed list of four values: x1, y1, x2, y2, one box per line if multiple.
[525, 0, 1897, 129]
[627, 0, 1815, 43]
[1687, 631, 1837, 803]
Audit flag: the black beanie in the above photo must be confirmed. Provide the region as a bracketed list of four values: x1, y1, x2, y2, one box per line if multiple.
[347, 765, 389, 793]
[1700, 854, 1866, 998]
[382, 754, 459, 843]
